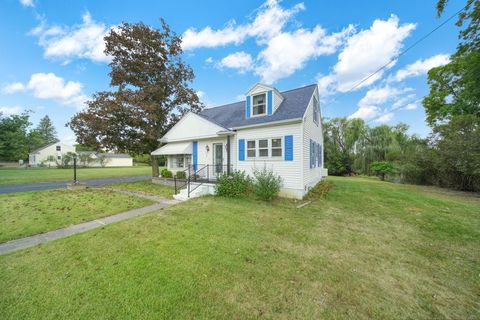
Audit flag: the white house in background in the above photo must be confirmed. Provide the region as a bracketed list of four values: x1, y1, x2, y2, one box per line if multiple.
[77, 151, 133, 167]
[28, 142, 75, 167]
[29, 143, 133, 167]
[152, 83, 328, 199]
[102, 153, 133, 167]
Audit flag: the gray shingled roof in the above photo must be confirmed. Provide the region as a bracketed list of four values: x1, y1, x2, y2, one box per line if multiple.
[199, 84, 316, 129]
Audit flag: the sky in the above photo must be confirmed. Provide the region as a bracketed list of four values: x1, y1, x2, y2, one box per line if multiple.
[0, 0, 463, 144]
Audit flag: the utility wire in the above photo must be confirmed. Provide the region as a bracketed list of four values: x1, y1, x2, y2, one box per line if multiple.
[347, 3, 468, 92]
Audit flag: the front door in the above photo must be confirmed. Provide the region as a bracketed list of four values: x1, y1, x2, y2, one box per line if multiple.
[213, 143, 223, 174]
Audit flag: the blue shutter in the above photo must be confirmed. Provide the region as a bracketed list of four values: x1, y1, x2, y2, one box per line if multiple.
[318, 144, 322, 167]
[267, 90, 273, 115]
[284, 135, 293, 161]
[317, 143, 320, 167]
[245, 96, 251, 119]
[238, 139, 245, 161]
[310, 139, 313, 169]
[192, 141, 198, 171]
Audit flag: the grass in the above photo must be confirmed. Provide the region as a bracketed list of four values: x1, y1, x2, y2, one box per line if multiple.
[0, 177, 479, 319]
[105, 180, 174, 198]
[0, 188, 154, 243]
[0, 166, 154, 185]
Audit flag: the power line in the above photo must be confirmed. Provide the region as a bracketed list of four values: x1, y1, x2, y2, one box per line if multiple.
[347, 3, 468, 92]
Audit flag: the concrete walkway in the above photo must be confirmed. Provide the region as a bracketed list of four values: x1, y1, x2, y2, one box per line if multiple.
[0, 196, 179, 255]
[0, 175, 150, 194]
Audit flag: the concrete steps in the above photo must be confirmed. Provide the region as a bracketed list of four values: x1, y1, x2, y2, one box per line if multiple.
[173, 183, 216, 201]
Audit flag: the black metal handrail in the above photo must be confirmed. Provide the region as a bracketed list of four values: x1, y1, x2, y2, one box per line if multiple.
[173, 166, 190, 194]
[174, 164, 234, 197]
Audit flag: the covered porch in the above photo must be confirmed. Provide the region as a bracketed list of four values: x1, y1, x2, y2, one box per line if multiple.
[150, 136, 233, 179]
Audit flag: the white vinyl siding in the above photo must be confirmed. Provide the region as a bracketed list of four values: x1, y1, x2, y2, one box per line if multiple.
[236, 122, 302, 191]
[302, 86, 326, 191]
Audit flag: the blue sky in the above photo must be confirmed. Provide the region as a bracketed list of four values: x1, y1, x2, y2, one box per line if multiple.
[0, 0, 462, 143]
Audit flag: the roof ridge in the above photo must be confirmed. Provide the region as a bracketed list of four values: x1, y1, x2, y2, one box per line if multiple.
[201, 83, 317, 111]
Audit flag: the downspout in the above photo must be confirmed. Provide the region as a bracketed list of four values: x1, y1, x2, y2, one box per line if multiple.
[227, 135, 231, 174]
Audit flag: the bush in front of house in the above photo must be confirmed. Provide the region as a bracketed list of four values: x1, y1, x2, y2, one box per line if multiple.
[304, 180, 334, 200]
[175, 171, 186, 179]
[161, 168, 173, 178]
[215, 170, 252, 197]
[252, 167, 282, 201]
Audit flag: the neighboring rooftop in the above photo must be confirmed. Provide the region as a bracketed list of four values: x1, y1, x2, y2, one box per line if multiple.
[199, 84, 317, 129]
[30, 141, 61, 154]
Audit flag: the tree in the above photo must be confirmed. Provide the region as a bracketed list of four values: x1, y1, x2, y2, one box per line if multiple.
[424, 0, 480, 125]
[323, 117, 366, 175]
[0, 112, 30, 161]
[429, 115, 480, 191]
[370, 161, 396, 181]
[36, 115, 57, 144]
[68, 20, 203, 154]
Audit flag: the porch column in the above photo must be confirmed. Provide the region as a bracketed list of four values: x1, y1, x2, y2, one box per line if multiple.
[151, 155, 159, 177]
[227, 135, 231, 174]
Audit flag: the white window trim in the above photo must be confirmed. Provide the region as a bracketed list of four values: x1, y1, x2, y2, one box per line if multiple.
[251, 93, 267, 117]
[245, 137, 283, 160]
[313, 96, 319, 126]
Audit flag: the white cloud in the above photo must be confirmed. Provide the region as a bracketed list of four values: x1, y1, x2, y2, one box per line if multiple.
[318, 15, 416, 94]
[205, 57, 214, 64]
[2, 82, 26, 94]
[219, 51, 253, 73]
[404, 102, 418, 110]
[349, 85, 413, 122]
[3, 73, 88, 109]
[374, 112, 394, 124]
[257, 25, 354, 83]
[388, 54, 450, 82]
[182, 0, 304, 50]
[349, 105, 380, 121]
[391, 93, 416, 109]
[0, 106, 23, 115]
[31, 12, 112, 63]
[19, 0, 34, 7]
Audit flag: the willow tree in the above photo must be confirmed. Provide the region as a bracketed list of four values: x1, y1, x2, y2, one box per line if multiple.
[68, 20, 203, 154]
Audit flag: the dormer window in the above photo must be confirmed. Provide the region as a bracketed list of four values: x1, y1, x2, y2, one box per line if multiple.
[252, 93, 266, 116]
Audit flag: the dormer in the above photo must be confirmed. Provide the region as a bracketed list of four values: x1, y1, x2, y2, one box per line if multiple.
[245, 83, 284, 119]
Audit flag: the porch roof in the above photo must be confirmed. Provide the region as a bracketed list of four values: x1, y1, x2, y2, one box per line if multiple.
[151, 142, 192, 156]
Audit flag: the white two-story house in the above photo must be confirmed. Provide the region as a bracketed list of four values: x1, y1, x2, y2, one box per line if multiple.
[151, 83, 327, 199]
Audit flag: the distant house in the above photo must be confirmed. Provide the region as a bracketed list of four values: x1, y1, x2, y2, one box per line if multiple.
[29, 144, 133, 167]
[151, 83, 327, 199]
[28, 142, 75, 167]
[101, 153, 133, 167]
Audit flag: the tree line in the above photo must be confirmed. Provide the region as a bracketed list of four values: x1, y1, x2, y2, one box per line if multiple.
[0, 113, 57, 161]
[325, 0, 480, 192]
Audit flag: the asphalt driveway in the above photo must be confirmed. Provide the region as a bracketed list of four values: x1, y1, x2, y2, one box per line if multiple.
[0, 175, 150, 194]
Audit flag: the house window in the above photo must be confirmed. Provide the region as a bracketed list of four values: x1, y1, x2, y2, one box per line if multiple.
[246, 138, 283, 159]
[252, 93, 266, 116]
[176, 156, 184, 168]
[57, 155, 61, 160]
[56, 145, 61, 151]
[247, 140, 256, 158]
[258, 139, 268, 157]
[313, 96, 319, 125]
[271, 138, 282, 157]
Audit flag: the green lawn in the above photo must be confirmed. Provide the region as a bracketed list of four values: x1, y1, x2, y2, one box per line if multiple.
[105, 180, 174, 198]
[1, 177, 479, 319]
[0, 166, 153, 185]
[0, 188, 154, 243]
